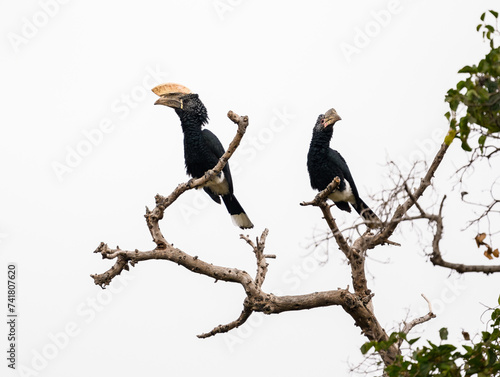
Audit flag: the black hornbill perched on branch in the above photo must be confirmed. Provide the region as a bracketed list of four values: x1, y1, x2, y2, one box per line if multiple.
[307, 108, 380, 229]
[153, 83, 253, 229]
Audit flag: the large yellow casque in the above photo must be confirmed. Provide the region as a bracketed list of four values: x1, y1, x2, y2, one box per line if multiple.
[151, 83, 192, 96]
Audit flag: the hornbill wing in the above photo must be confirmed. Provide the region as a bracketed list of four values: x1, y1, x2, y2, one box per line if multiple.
[328, 149, 362, 201]
[334, 200, 351, 212]
[203, 187, 221, 204]
[202, 129, 253, 229]
[201, 129, 234, 193]
[329, 150, 380, 227]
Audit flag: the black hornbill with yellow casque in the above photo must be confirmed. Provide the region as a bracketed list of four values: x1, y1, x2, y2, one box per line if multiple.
[153, 83, 253, 229]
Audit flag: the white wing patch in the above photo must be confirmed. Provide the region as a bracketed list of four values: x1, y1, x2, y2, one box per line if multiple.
[203, 172, 230, 195]
[328, 179, 355, 203]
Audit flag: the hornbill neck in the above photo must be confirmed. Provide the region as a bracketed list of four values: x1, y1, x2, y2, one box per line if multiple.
[175, 110, 209, 158]
[175, 107, 208, 134]
[310, 126, 334, 149]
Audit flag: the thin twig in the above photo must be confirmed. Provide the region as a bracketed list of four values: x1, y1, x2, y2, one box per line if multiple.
[399, 294, 436, 347]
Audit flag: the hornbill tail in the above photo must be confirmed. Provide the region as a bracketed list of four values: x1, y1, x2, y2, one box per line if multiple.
[352, 199, 381, 229]
[222, 194, 254, 229]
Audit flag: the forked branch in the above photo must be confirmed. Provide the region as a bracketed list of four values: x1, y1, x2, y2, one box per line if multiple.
[91, 111, 390, 345]
[429, 196, 500, 273]
[399, 294, 436, 348]
[91, 117, 462, 370]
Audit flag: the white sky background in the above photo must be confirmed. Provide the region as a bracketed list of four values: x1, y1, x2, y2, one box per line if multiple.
[1, 0, 500, 376]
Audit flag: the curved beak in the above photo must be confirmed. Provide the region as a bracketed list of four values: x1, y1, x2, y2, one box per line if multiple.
[154, 93, 184, 109]
[323, 109, 342, 127]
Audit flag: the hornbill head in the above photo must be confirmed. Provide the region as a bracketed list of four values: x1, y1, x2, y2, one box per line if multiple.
[152, 83, 208, 123]
[153, 83, 192, 109]
[321, 108, 342, 128]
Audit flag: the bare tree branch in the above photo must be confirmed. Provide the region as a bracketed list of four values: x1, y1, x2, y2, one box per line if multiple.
[423, 196, 500, 273]
[301, 178, 350, 255]
[301, 177, 400, 365]
[399, 294, 436, 348]
[368, 143, 449, 249]
[298, 143, 466, 365]
[95, 115, 499, 372]
[453, 134, 500, 244]
[461, 179, 500, 236]
[92, 229, 394, 344]
[91, 112, 392, 353]
[240, 229, 274, 289]
[197, 305, 253, 339]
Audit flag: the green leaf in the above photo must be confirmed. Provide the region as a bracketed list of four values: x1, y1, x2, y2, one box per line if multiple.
[478, 134, 487, 146]
[487, 348, 497, 366]
[482, 331, 491, 342]
[459, 116, 470, 131]
[478, 59, 491, 72]
[448, 98, 460, 111]
[486, 25, 495, 33]
[489, 10, 499, 18]
[493, 308, 500, 321]
[477, 24, 482, 31]
[458, 65, 477, 74]
[463, 345, 473, 352]
[466, 89, 480, 100]
[360, 341, 374, 355]
[461, 140, 472, 152]
[439, 344, 457, 353]
[408, 337, 420, 345]
[440, 328, 449, 340]
[481, 12, 486, 21]
[490, 327, 500, 341]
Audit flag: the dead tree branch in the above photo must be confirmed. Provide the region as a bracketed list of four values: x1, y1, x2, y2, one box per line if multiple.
[301, 177, 351, 255]
[299, 143, 456, 366]
[91, 111, 397, 351]
[408, 195, 500, 274]
[91, 107, 499, 373]
[240, 229, 275, 289]
[399, 294, 436, 348]
[92, 230, 391, 341]
[368, 143, 449, 249]
[301, 178, 399, 366]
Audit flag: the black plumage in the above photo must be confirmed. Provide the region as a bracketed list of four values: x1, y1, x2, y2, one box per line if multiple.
[155, 89, 253, 229]
[307, 108, 380, 228]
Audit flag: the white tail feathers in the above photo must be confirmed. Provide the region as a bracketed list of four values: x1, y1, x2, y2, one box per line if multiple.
[231, 213, 254, 229]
